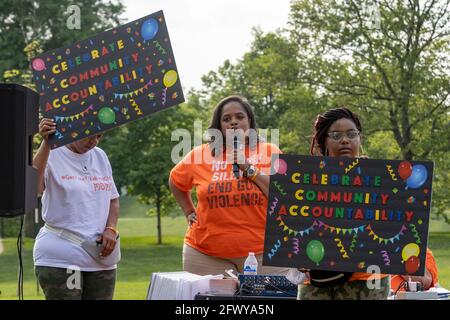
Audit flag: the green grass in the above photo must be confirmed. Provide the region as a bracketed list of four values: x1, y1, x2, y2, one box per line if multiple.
[0, 235, 184, 300]
[1, 213, 449, 300]
[118, 216, 187, 238]
[117, 195, 152, 218]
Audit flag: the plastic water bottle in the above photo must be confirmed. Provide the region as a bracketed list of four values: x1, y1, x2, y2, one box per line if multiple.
[244, 252, 258, 275]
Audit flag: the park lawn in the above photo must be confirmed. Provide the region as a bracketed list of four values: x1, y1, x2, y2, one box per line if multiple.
[0, 235, 184, 300]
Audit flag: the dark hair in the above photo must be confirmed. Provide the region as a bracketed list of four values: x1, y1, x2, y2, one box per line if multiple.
[208, 95, 258, 156]
[310, 107, 362, 156]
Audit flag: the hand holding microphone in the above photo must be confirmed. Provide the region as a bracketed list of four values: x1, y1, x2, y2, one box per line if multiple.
[233, 135, 240, 179]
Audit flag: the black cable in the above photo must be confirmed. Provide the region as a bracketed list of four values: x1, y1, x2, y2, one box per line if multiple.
[393, 280, 408, 300]
[16, 216, 24, 300]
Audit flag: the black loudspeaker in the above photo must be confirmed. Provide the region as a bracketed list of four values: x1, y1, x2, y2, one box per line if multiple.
[0, 83, 39, 217]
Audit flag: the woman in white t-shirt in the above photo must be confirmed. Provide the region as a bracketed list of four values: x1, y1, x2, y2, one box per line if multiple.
[32, 118, 120, 300]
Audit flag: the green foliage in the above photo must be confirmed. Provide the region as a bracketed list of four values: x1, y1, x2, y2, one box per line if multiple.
[0, 0, 124, 82]
[288, 0, 450, 219]
[0, 217, 22, 237]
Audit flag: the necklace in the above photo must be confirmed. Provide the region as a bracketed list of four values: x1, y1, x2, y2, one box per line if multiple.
[66, 145, 89, 174]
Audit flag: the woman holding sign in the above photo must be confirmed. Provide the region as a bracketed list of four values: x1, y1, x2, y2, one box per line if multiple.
[32, 118, 120, 300]
[299, 107, 391, 300]
[169, 95, 290, 276]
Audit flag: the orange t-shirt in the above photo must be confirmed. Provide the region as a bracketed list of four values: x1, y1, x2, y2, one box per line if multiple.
[391, 248, 438, 291]
[169, 142, 281, 258]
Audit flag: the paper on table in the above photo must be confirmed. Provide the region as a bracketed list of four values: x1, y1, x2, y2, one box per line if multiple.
[147, 271, 223, 300]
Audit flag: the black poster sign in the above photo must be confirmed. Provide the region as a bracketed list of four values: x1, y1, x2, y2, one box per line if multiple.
[263, 155, 433, 276]
[31, 10, 184, 148]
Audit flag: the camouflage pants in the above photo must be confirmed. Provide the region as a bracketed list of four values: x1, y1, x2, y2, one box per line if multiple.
[35, 266, 116, 300]
[298, 276, 390, 300]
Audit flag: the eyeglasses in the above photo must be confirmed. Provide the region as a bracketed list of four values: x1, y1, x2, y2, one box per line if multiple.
[327, 130, 360, 141]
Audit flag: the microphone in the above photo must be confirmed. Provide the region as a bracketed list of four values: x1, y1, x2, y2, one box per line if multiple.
[233, 135, 240, 179]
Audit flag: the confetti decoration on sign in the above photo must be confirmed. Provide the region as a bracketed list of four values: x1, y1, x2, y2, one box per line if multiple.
[292, 238, 300, 254]
[409, 223, 421, 244]
[380, 250, 391, 266]
[129, 98, 143, 116]
[268, 197, 279, 215]
[272, 181, 287, 196]
[162, 87, 167, 105]
[386, 164, 398, 181]
[349, 234, 358, 252]
[267, 240, 281, 260]
[152, 40, 167, 54]
[344, 158, 359, 173]
[55, 130, 64, 140]
[334, 238, 350, 258]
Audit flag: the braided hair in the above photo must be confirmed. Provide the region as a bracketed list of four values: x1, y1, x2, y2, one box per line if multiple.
[310, 107, 362, 156]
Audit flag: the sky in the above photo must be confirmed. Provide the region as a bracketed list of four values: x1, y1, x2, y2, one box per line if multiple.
[121, 0, 292, 92]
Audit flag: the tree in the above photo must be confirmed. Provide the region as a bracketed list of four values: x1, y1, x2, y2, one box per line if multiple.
[0, 0, 124, 82]
[289, 0, 449, 156]
[198, 28, 322, 151]
[0, 0, 125, 237]
[289, 0, 450, 220]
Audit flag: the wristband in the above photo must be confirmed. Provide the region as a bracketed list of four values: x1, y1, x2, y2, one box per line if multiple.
[105, 226, 119, 236]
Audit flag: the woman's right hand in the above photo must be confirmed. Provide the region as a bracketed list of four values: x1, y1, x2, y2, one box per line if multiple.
[38, 118, 56, 142]
[186, 211, 197, 227]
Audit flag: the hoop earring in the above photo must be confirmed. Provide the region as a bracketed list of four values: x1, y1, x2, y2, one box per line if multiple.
[324, 147, 328, 157]
[359, 144, 365, 156]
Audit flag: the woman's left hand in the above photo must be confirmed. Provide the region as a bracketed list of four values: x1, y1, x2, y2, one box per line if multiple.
[97, 229, 117, 258]
[233, 149, 250, 172]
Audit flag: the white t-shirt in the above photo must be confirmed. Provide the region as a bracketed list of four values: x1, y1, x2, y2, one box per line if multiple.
[33, 146, 119, 271]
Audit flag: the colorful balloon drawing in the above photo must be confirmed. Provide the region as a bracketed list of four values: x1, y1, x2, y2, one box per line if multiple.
[32, 58, 46, 71]
[398, 161, 412, 180]
[405, 255, 420, 274]
[98, 107, 115, 124]
[163, 70, 178, 88]
[141, 18, 159, 41]
[306, 240, 325, 265]
[406, 164, 428, 189]
[274, 158, 288, 175]
[402, 242, 420, 261]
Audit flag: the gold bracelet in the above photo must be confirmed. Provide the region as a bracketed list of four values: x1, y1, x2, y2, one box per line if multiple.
[105, 226, 119, 235]
[250, 167, 260, 181]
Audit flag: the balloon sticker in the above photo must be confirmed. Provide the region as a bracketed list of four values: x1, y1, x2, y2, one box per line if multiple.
[141, 18, 159, 41]
[98, 107, 116, 124]
[274, 158, 288, 175]
[163, 70, 178, 88]
[306, 240, 325, 265]
[405, 255, 420, 274]
[406, 164, 428, 189]
[402, 243, 420, 261]
[32, 58, 46, 71]
[398, 161, 412, 180]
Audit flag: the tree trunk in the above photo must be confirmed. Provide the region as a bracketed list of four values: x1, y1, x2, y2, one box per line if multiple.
[156, 193, 162, 245]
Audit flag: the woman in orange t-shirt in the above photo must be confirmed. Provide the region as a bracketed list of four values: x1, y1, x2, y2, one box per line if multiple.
[298, 107, 390, 300]
[169, 95, 290, 276]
